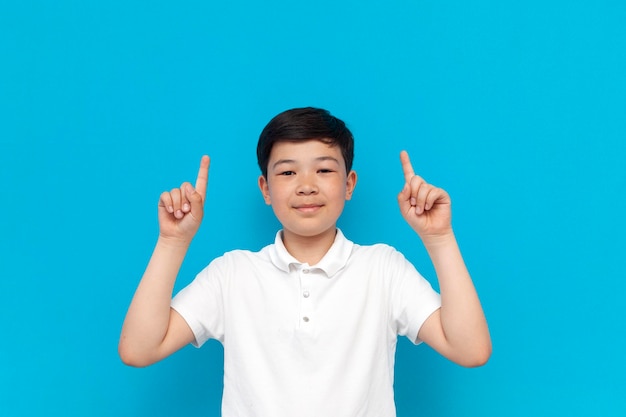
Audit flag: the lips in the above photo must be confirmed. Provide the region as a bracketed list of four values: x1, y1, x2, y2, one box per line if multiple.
[294, 203, 324, 213]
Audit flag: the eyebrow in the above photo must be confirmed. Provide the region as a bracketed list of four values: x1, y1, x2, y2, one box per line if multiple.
[272, 156, 340, 170]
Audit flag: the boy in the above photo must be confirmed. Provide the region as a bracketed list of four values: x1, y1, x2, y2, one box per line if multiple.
[119, 107, 491, 416]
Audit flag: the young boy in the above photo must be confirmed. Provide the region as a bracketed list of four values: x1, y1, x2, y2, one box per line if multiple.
[119, 107, 491, 417]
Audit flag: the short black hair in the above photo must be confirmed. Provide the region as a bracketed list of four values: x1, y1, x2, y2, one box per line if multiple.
[257, 107, 354, 178]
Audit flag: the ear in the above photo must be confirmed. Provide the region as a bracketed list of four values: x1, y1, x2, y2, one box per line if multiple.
[345, 170, 357, 200]
[258, 175, 271, 205]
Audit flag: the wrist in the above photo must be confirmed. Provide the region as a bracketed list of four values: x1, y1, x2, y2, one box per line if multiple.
[156, 235, 193, 250]
[420, 229, 456, 250]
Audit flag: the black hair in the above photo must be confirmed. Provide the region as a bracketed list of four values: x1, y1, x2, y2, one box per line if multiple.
[256, 107, 354, 178]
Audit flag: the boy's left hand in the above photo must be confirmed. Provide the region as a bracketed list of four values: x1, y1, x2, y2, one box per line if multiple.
[397, 150, 453, 241]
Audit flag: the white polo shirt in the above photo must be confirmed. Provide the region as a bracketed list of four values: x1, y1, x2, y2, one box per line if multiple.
[171, 229, 441, 417]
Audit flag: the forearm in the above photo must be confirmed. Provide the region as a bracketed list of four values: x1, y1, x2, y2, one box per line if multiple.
[423, 232, 491, 364]
[119, 237, 189, 363]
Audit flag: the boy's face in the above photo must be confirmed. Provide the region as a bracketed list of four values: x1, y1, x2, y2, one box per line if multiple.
[258, 139, 357, 240]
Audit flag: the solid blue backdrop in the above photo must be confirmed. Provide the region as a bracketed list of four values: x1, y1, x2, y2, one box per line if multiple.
[1, 1, 625, 416]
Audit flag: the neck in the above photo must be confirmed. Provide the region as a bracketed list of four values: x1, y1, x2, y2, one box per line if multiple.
[282, 228, 337, 265]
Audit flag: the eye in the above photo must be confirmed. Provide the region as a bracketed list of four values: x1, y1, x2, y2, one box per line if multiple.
[279, 171, 295, 176]
[318, 168, 335, 174]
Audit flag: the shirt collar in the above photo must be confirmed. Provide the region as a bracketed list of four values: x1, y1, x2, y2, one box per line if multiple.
[268, 229, 354, 278]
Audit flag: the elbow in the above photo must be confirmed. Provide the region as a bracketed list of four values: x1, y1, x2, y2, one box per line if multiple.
[118, 345, 142, 367]
[462, 352, 491, 368]
[118, 340, 154, 368]
[459, 342, 492, 368]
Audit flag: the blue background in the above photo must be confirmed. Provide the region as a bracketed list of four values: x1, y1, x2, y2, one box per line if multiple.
[1, 1, 625, 416]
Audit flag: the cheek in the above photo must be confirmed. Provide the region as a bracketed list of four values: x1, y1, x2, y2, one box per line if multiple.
[333, 182, 348, 197]
[267, 184, 289, 203]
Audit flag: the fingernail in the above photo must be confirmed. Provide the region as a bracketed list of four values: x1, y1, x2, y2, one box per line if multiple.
[410, 197, 416, 206]
[167, 206, 174, 213]
[183, 203, 190, 212]
[175, 210, 183, 219]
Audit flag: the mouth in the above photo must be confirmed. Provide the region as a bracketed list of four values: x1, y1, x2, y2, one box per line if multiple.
[294, 204, 324, 213]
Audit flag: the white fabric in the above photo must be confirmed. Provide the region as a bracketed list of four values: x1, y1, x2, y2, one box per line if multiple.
[171, 229, 441, 417]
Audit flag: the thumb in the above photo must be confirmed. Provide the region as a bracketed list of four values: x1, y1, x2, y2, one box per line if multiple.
[185, 183, 204, 219]
[397, 183, 411, 213]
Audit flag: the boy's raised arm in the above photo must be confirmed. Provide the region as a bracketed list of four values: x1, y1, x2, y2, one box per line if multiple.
[397, 151, 492, 367]
[118, 155, 210, 367]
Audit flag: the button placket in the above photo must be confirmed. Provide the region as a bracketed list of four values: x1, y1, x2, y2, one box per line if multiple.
[299, 266, 313, 327]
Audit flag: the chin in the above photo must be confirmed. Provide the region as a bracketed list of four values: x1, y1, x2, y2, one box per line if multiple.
[283, 224, 337, 239]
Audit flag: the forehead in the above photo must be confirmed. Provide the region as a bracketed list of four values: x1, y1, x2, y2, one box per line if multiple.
[269, 139, 343, 162]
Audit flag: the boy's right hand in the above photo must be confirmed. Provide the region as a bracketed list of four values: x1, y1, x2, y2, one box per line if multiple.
[157, 155, 210, 244]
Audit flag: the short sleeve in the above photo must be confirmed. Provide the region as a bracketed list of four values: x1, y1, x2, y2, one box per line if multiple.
[171, 257, 228, 347]
[388, 248, 441, 345]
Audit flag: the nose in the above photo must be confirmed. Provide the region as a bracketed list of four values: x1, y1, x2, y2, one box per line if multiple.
[296, 172, 318, 195]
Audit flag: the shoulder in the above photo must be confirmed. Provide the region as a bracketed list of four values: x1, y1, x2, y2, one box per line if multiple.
[352, 242, 406, 262]
[345, 241, 415, 276]
[196, 245, 272, 277]
[211, 246, 272, 267]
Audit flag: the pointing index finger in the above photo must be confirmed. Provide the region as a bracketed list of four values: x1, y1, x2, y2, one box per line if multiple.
[400, 150, 415, 182]
[195, 155, 210, 199]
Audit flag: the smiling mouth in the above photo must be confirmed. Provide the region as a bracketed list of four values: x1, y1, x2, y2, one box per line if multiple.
[294, 204, 323, 212]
